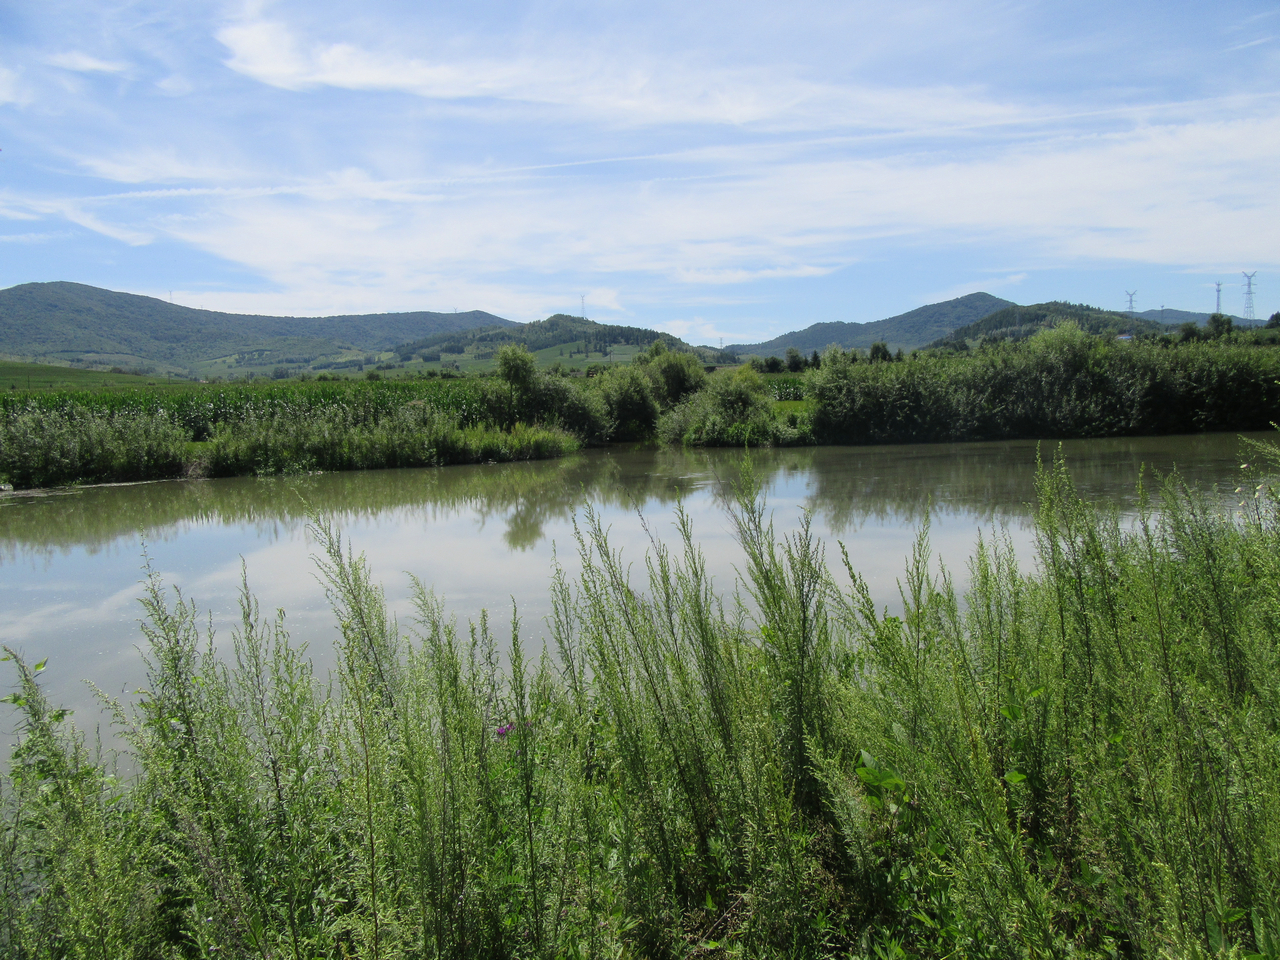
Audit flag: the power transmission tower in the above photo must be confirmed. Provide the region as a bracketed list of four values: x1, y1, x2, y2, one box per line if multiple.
[1125, 290, 1137, 316]
[1242, 272, 1257, 322]
[1215, 281, 1222, 315]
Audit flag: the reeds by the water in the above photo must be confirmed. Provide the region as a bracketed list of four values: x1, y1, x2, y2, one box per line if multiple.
[6, 329, 1280, 488]
[0, 379, 575, 487]
[4, 442, 1279, 958]
[0, 405, 189, 487]
[807, 326, 1280, 443]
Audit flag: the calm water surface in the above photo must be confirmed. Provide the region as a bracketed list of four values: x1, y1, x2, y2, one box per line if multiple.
[1, 433, 1272, 733]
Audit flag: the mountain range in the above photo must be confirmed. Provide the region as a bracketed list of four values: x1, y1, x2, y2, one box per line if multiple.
[925, 302, 1258, 350]
[1, 281, 1255, 378]
[0, 282, 515, 370]
[725, 292, 1016, 356]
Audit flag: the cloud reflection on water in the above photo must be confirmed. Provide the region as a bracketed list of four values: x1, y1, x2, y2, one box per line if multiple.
[0, 433, 1267, 741]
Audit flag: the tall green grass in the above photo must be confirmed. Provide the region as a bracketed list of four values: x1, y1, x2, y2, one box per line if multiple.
[0, 378, 489, 439]
[0, 405, 188, 487]
[0, 380, 575, 488]
[808, 325, 1280, 443]
[202, 406, 577, 476]
[5, 441, 1279, 957]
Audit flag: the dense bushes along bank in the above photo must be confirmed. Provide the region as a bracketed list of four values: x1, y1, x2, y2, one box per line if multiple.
[4, 447, 1280, 958]
[4, 326, 1280, 488]
[807, 323, 1280, 444]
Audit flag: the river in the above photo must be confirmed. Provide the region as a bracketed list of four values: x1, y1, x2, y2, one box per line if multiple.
[0, 432, 1272, 737]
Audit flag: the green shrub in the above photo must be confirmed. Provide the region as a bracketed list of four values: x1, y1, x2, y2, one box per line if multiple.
[659, 366, 791, 446]
[479, 363, 612, 441]
[598, 365, 660, 440]
[637, 343, 707, 408]
[808, 325, 1280, 443]
[0, 403, 188, 488]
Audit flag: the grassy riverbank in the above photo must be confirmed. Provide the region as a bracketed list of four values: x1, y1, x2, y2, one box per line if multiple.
[0, 377, 574, 487]
[4, 446, 1280, 958]
[4, 326, 1280, 489]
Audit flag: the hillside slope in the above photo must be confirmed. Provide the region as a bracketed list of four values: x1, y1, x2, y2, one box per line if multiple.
[1137, 308, 1246, 326]
[926, 301, 1167, 348]
[0, 282, 514, 365]
[727, 292, 1015, 356]
[393, 313, 704, 356]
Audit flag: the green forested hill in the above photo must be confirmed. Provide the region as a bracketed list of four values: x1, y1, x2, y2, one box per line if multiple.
[926, 301, 1168, 348]
[1137, 308, 1246, 326]
[394, 313, 694, 356]
[0, 282, 515, 366]
[727, 292, 1015, 356]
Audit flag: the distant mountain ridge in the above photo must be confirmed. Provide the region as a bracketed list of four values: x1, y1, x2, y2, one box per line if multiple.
[392, 313, 706, 357]
[1136, 308, 1246, 326]
[926, 301, 1167, 349]
[0, 281, 515, 367]
[726, 292, 1016, 356]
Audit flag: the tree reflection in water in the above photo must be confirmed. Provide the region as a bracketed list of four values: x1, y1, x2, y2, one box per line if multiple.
[1, 432, 1269, 561]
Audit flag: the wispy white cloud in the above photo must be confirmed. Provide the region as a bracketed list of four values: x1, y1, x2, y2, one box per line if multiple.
[215, 12, 1026, 133]
[33, 103, 1276, 318]
[5, 0, 1280, 327]
[46, 51, 131, 74]
[0, 231, 65, 244]
[1225, 36, 1275, 52]
[9, 194, 154, 245]
[76, 150, 251, 185]
[156, 75, 194, 96]
[0, 67, 28, 105]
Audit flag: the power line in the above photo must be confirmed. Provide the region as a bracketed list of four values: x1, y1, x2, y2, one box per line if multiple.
[1125, 290, 1137, 316]
[1242, 272, 1257, 322]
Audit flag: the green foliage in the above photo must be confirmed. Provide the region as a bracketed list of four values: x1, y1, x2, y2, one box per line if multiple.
[0, 360, 172, 392]
[5, 445, 1280, 957]
[203, 406, 578, 476]
[0, 404, 188, 487]
[1207, 312, 1235, 338]
[658, 367, 798, 446]
[636, 343, 708, 408]
[598, 366, 660, 441]
[495, 343, 538, 395]
[394, 312, 688, 361]
[808, 325, 1280, 443]
[928, 301, 1167, 349]
[1179, 321, 1204, 343]
[8, 325, 1280, 489]
[0, 378, 576, 487]
[0, 377, 490, 437]
[476, 360, 613, 441]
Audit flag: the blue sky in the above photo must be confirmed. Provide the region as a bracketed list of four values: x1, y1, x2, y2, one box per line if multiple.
[1, 0, 1277, 343]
